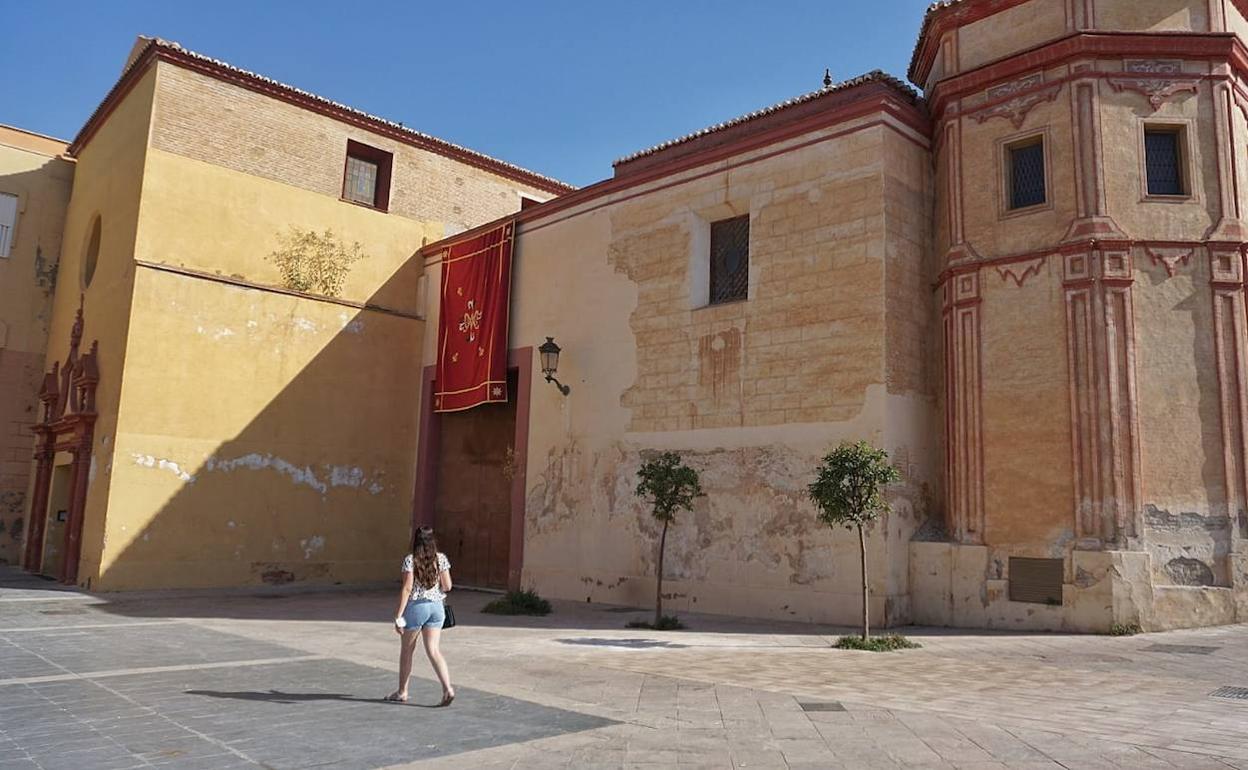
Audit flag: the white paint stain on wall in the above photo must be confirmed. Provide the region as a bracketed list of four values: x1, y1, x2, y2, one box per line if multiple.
[338, 312, 365, 334]
[128, 450, 387, 498]
[132, 454, 194, 482]
[293, 317, 317, 333]
[300, 535, 326, 560]
[206, 453, 326, 494]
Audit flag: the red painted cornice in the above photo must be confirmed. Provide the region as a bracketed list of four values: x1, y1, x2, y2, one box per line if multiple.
[926, 31, 1247, 122]
[910, 0, 1032, 85]
[420, 83, 929, 259]
[67, 41, 575, 196]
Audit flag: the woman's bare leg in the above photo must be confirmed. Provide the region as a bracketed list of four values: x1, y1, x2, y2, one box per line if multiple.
[391, 630, 419, 699]
[420, 626, 453, 700]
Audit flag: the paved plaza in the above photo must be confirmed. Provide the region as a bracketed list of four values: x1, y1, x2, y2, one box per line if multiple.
[2, 567, 1247, 768]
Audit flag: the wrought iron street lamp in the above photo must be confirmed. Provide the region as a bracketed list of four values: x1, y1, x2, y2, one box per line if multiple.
[539, 336, 571, 395]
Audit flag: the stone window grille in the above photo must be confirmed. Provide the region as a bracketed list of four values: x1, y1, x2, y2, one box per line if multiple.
[1144, 128, 1185, 196]
[1007, 139, 1046, 210]
[709, 214, 750, 305]
[342, 140, 393, 211]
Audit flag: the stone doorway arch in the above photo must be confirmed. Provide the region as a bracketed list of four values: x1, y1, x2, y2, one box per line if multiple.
[22, 299, 99, 585]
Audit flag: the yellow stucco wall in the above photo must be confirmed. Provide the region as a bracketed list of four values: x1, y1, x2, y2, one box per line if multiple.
[77, 55, 548, 589]
[46, 67, 158, 586]
[0, 126, 73, 564]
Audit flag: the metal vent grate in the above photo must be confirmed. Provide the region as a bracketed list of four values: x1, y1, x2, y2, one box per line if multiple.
[1008, 557, 1063, 604]
[1144, 644, 1218, 655]
[1211, 686, 1248, 700]
[709, 215, 749, 305]
[800, 702, 846, 712]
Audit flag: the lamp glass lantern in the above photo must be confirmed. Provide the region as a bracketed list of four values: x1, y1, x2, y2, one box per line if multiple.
[538, 336, 570, 395]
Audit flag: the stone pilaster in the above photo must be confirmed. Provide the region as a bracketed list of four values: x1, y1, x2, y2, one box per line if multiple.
[943, 272, 985, 544]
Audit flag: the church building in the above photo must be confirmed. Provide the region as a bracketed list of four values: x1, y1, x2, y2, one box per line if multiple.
[4, 0, 1247, 632]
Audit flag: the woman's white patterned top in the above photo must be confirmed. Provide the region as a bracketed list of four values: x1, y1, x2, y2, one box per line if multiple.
[401, 552, 451, 602]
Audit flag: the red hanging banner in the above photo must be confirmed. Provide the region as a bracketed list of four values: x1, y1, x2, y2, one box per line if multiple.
[434, 221, 514, 412]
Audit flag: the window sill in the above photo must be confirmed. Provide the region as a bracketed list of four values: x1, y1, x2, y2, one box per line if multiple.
[339, 197, 389, 213]
[1141, 194, 1193, 204]
[1000, 201, 1051, 221]
[693, 298, 749, 313]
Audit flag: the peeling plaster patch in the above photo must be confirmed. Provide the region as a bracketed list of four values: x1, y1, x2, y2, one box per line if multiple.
[206, 454, 327, 494]
[246, 320, 259, 330]
[88, 456, 98, 483]
[227, 520, 236, 529]
[329, 466, 364, 489]
[300, 535, 326, 560]
[201, 454, 385, 498]
[213, 327, 235, 340]
[132, 454, 194, 482]
[293, 317, 317, 333]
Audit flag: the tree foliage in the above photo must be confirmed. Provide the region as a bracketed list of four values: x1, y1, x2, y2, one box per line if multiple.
[808, 441, 900, 641]
[636, 452, 703, 523]
[635, 451, 702, 628]
[807, 441, 900, 530]
[268, 227, 365, 297]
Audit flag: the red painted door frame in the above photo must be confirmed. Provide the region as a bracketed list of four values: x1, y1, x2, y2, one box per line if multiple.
[413, 346, 532, 592]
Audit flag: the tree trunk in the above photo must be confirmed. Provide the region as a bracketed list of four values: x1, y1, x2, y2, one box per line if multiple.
[859, 524, 869, 640]
[655, 518, 669, 627]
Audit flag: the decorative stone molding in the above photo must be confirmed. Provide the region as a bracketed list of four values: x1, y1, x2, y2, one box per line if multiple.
[1108, 78, 1200, 111]
[995, 256, 1045, 287]
[1207, 248, 1248, 540]
[943, 272, 985, 545]
[1063, 247, 1141, 547]
[1144, 246, 1194, 278]
[974, 74, 1062, 129]
[1107, 60, 1198, 111]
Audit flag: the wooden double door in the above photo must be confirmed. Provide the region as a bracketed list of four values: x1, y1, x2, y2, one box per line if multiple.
[432, 371, 517, 589]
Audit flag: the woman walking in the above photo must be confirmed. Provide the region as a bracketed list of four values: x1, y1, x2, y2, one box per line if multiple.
[386, 526, 454, 706]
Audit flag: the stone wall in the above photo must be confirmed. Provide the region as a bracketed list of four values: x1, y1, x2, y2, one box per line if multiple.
[421, 103, 937, 627]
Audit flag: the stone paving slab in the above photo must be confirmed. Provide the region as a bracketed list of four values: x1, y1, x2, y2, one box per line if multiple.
[5, 566, 1248, 768]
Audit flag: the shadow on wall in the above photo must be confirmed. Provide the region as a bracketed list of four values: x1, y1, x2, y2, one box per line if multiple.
[86, 252, 425, 592]
[0, 162, 67, 566]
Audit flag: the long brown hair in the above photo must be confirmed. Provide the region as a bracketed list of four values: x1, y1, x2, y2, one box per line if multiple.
[410, 526, 440, 589]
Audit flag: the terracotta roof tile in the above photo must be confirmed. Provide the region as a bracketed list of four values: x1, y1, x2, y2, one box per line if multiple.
[613, 70, 920, 168]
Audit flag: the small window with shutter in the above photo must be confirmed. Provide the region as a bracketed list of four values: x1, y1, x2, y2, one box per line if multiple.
[0, 192, 17, 258]
[1145, 127, 1185, 196]
[1006, 138, 1046, 210]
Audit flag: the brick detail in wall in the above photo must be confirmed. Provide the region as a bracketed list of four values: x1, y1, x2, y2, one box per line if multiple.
[149, 64, 551, 231]
[613, 162, 897, 433]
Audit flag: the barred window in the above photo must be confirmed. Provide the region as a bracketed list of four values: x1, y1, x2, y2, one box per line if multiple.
[342, 140, 393, 211]
[1008, 139, 1046, 210]
[0, 192, 16, 258]
[709, 214, 750, 305]
[1145, 129, 1184, 196]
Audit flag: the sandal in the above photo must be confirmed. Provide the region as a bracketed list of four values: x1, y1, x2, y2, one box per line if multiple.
[383, 691, 408, 703]
[438, 691, 455, 707]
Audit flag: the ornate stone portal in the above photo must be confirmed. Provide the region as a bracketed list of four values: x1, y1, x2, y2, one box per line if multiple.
[22, 298, 99, 585]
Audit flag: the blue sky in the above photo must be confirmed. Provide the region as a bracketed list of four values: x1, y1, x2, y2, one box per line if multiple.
[4, 1, 934, 187]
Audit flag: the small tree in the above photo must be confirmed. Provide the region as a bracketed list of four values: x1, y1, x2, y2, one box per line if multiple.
[808, 441, 900, 640]
[635, 451, 703, 628]
[268, 227, 365, 297]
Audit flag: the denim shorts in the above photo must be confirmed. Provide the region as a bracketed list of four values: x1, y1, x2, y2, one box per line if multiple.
[401, 598, 445, 630]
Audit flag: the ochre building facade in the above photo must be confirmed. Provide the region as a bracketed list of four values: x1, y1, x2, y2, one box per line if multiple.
[7, 0, 1248, 632]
